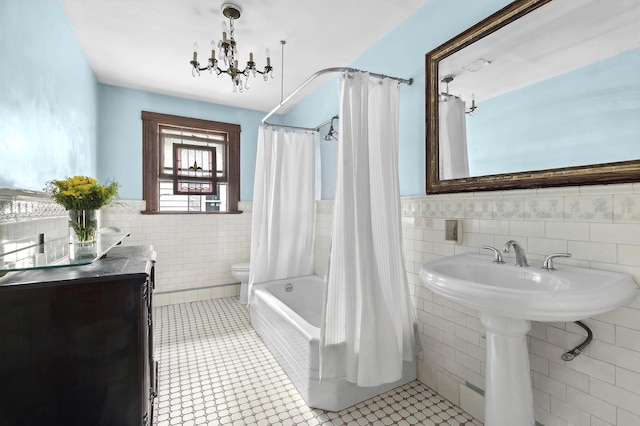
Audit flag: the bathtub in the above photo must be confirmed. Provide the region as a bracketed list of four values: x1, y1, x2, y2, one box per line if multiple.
[249, 275, 416, 412]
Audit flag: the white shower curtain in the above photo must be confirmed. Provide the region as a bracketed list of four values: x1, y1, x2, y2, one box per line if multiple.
[439, 96, 469, 179]
[249, 127, 315, 295]
[320, 72, 420, 387]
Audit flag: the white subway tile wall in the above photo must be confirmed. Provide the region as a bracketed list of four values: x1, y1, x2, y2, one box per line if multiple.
[414, 185, 640, 425]
[101, 201, 252, 306]
[0, 189, 67, 244]
[315, 183, 640, 425]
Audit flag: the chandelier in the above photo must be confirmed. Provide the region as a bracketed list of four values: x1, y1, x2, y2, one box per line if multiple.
[190, 3, 273, 93]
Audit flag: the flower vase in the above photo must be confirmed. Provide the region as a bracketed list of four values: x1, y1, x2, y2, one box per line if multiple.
[68, 209, 101, 245]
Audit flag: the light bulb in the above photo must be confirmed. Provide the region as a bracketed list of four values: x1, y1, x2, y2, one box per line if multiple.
[192, 42, 198, 62]
[265, 48, 271, 67]
[222, 21, 228, 42]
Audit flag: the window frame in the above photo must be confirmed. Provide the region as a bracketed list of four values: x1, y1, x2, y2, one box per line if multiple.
[141, 111, 241, 213]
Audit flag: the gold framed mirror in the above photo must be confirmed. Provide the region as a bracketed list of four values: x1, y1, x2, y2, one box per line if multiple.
[426, 0, 640, 193]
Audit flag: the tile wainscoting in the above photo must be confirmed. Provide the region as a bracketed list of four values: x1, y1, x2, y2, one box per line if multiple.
[101, 201, 253, 306]
[317, 183, 640, 425]
[0, 188, 67, 243]
[0, 190, 252, 306]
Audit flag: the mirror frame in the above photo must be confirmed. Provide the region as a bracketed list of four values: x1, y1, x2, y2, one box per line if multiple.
[426, 0, 640, 194]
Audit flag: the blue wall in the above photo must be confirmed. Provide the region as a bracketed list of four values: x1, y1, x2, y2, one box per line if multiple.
[11, 0, 627, 200]
[0, 0, 267, 201]
[284, 0, 514, 197]
[98, 85, 265, 201]
[0, 0, 99, 190]
[0, 0, 518, 199]
[467, 48, 640, 176]
[283, 78, 341, 200]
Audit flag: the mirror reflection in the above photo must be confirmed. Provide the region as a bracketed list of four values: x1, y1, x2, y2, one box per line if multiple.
[427, 0, 640, 191]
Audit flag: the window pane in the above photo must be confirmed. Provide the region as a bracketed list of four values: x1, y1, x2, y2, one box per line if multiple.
[173, 144, 217, 195]
[161, 135, 226, 180]
[215, 144, 226, 178]
[159, 180, 228, 212]
[206, 184, 227, 212]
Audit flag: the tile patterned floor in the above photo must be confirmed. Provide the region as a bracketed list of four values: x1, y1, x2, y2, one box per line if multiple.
[152, 297, 482, 426]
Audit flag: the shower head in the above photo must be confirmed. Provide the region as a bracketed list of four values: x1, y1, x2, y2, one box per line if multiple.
[323, 116, 339, 141]
[323, 125, 336, 141]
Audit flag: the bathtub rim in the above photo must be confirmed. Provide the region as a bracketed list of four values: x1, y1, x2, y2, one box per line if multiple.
[250, 274, 322, 342]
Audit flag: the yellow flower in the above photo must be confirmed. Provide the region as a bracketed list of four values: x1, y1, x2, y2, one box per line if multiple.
[47, 175, 119, 210]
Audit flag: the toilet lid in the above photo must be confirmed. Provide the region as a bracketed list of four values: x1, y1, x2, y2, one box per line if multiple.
[232, 261, 250, 271]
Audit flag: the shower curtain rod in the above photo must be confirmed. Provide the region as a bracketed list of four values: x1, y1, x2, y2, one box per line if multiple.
[312, 115, 338, 132]
[261, 67, 413, 132]
[264, 114, 337, 133]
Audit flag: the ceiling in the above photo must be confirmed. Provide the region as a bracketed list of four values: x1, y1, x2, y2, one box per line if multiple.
[60, 0, 429, 114]
[440, 0, 640, 104]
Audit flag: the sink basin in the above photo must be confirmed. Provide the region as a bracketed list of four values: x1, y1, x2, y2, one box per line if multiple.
[420, 253, 638, 322]
[420, 253, 638, 426]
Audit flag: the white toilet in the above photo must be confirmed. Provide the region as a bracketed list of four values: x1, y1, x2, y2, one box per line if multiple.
[231, 262, 250, 304]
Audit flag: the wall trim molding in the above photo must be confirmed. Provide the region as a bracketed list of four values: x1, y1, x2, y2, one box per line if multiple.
[0, 188, 65, 224]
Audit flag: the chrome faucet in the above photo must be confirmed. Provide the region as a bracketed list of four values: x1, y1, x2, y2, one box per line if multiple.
[481, 245, 505, 264]
[542, 253, 571, 271]
[503, 240, 529, 267]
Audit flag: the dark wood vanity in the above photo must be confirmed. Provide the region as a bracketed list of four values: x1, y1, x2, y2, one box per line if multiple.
[0, 245, 157, 426]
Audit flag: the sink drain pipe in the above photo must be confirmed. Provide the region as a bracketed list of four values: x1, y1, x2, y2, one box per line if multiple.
[561, 321, 593, 361]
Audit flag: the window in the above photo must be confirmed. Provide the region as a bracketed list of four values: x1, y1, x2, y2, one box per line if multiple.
[142, 111, 241, 213]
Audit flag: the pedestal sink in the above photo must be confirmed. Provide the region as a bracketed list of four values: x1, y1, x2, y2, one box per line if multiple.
[419, 253, 638, 426]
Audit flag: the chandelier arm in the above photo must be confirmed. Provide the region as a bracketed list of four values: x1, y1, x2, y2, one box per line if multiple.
[253, 67, 273, 76]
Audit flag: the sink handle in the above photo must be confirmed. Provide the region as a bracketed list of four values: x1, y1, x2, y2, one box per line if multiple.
[481, 245, 505, 264]
[542, 253, 572, 271]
